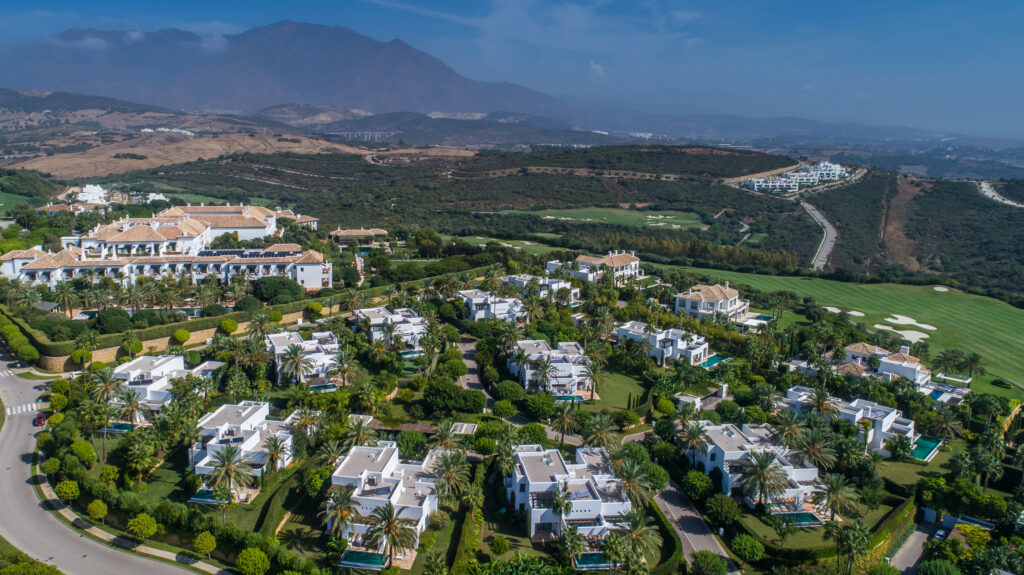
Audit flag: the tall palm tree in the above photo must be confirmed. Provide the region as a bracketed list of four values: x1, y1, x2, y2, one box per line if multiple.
[317, 440, 349, 468]
[495, 440, 517, 478]
[931, 410, 963, 441]
[736, 451, 788, 507]
[53, 281, 78, 317]
[430, 421, 463, 453]
[603, 533, 628, 575]
[93, 402, 116, 462]
[962, 353, 986, 378]
[208, 444, 256, 502]
[319, 487, 359, 539]
[796, 429, 837, 470]
[809, 387, 838, 418]
[810, 473, 860, 520]
[238, 339, 271, 373]
[75, 330, 99, 372]
[461, 484, 485, 523]
[330, 349, 354, 386]
[124, 433, 155, 484]
[286, 381, 312, 409]
[289, 407, 321, 448]
[367, 503, 418, 568]
[534, 357, 556, 391]
[341, 417, 378, 450]
[551, 483, 574, 531]
[613, 507, 663, 562]
[118, 388, 153, 431]
[551, 404, 579, 449]
[679, 421, 709, 465]
[586, 414, 618, 449]
[675, 402, 697, 428]
[431, 451, 470, 500]
[247, 309, 274, 339]
[771, 410, 805, 448]
[579, 364, 606, 395]
[614, 460, 652, 507]
[279, 344, 313, 385]
[263, 436, 290, 473]
[120, 329, 141, 360]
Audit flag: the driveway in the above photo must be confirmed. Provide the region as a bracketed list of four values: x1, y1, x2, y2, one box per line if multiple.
[891, 522, 935, 575]
[0, 358, 195, 575]
[655, 483, 741, 575]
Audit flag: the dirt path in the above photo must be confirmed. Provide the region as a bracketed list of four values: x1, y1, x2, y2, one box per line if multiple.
[721, 162, 801, 184]
[883, 178, 925, 271]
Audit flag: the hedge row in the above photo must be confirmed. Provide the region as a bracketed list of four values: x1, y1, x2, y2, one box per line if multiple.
[0, 311, 40, 361]
[650, 496, 685, 575]
[451, 461, 488, 574]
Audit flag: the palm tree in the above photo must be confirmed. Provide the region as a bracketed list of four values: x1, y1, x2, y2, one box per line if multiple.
[534, 357, 556, 391]
[736, 451, 788, 507]
[118, 388, 153, 431]
[825, 519, 871, 575]
[962, 353, 986, 378]
[796, 429, 837, 470]
[934, 349, 964, 375]
[674, 402, 697, 427]
[124, 433, 155, 484]
[614, 460, 652, 507]
[613, 507, 663, 562]
[279, 344, 313, 385]
[75, 330, 99, 372]
[330, 349, 354, 385]
[771, 410, 805, 448]
[461, 484, 485, 522]
[93, 403, 116, 462]
[551, 483, 573, 530]
[884, 436, 913, 462]
[286, 381, 312, 409]
[431, 451, 470, 500]
[430, 421, 463, 453]
[586, 414, 618, 449]
[810, 473, 860, 520]
[366, 503, 417, 568]
[579, 364, 606, 395]
[208, 444, 256, 502]
[263, 436, 290, 473]
[931, 410, 963, 441]
[495, 441, 516, 478]
[679, 421, 709, 465]
[809, 386, 838, 418]
[120, 329, 141, 360]
[53, 281, 78, 317]
[603, 533, 628, 575]
[551, 404, 579, 449]
[319, 487, 359, 539]
[341, 417, 378, 450]
[238, 338, 271, 373]
[317, 440, 349, 468]
[247, 309, 274, 339]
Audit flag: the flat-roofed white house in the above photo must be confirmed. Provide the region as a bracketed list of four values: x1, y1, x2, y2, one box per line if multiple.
[458, 289, 526, 322]
[505, 445, 631, 553]
[504, 274, 580, 302]
[688, 422, 823, 512]
[546, 251, 642, 286]
[675, 282, 750, 322]
[508, 340, 593, 397]
[266, 331, 341, 388]
[110, 355, 224, 421]
[613, 321, 709, 366]
[352, 307, 428, 356]
[330, 441, 440, 569]
[189, 401, 302, 503]
[779, 386, 916, 456]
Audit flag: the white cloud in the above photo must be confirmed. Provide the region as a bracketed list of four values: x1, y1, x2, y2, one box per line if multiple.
[588, 60, 607, 83]
[124, 29, 145, 44]
[48, 35, 109, 50]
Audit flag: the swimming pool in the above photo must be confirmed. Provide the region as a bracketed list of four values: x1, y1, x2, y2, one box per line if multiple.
[341, 550, 386, 568]
[189, 489, 227, 503]
[774, 511, 824, 527]
[755, 314, 773, 321]
[555, 395, 586, 403]
[912, 436, 943, 462]
[929, 390, 945, 401]
[309, 383, 337, 393]
[699, 354, 730, 369]
[575, 552, 609, 569]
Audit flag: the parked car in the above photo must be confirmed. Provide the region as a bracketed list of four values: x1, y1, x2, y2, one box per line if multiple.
[934, 529, 948, 541]
[32, 413, 47, 427]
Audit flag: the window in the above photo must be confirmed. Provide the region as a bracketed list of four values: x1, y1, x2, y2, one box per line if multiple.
[519, 484, 526, 493]
[710, 453, 716, 462]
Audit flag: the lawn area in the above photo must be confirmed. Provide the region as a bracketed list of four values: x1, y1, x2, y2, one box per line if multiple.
[0, 190, 33, 216]
[439, 234, 559, 255]
[659, 265, 1024, 399]
[479, 464, 553, 563]
[276, 497, 326, 562]
[583, 372, 647, 413]
[513, 207, 707, 230]
[740, 501, 895, 550]
[408, 515, 459, 575]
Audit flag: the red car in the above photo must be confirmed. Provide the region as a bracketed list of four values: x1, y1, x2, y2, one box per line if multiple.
[32, 413, 47, 427]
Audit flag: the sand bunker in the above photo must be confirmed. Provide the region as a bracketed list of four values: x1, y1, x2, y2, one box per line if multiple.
[825, 306, 865, 317]
[848, 311, 865, 317]
[825, 306, 841, 313]
[884, 315, 936, 331]
[934, 286, 949, 292]
[874, 324, 931, 343]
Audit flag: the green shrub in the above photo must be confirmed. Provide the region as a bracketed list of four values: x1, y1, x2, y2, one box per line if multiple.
[70, 440, 97, 469]
[731, 533, 764, 564]
[656, 398, 676, 415]
[193, 531, 216, 558]
[202, 304, 229, 317]
[493, 380, 525, 402]
[40, 458, 60, 476]
[126, 512, 158, 541]
[48, 392, 68, 412]
[172, 329, 190, 344]
[48, 413, 64, 427]
[54, 479, 79, 503]
[492, 399, 517, 419]
[49, 379, 70, 396]
[94, 308, 132, 334]
[219, 319, 238, 334]
[681, 470, 713, 504]
[474, 437, 497, 455]
[268, 311, 283, 322]
[489, 535, 510, 556]
[253, 277, 303, 302]
[519, 423, 547, 445]
[235, 295, 263, 313]
[304, 301, 323, 319]
[705, 493, 740, 527]
[868, 564, 901, 575]
[87, 499, 108, 524]
[428, 510, 450, 530]
[690, 550, 727, 575]
[918, 560, 961, 575]
[236, 547, 270, 575]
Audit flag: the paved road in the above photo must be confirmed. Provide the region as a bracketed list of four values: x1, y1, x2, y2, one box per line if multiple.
[802, 200, 837, 271]
[891, 522, 934, 575]
[0, 360, 193, 575]
[655, 483, 740, 575]
[978, 181, 1024, 208]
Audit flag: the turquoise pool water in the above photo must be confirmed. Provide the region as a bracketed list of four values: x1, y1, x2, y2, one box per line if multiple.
[569, 301, 583, 308]
[190, 489, 227, 503]
[341, 550, 385, 567]
[774, 511, 824, 526]
[756, 314, 773, 321]
[912, 436, 943, 461]
[555, 395, 586, 403]
[699, 354, 729, 369]
[310, 383, 337, 393]
[575, 552, 608, 567]
[929, 390, 945, 400]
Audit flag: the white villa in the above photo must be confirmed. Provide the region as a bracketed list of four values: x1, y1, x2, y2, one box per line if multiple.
[505, 445, 631, 554]
[841, 343, 933, 388]
[689, 422, 823, 512]
[504, 274, 580, 302]
[613, 321, 709, 366]
[266, 331, 341, 388]
[189, 401, 302, 502]
[779, 386, 916, 456]
[352, 307, 428, 356]
[546, 251, 642, 286]
[109, 355, 224, 420]
[330, 441, 440, 569]
[508, 340, 593, 397]
[458, 289, 526, 322]
[675, 282, 750, 322]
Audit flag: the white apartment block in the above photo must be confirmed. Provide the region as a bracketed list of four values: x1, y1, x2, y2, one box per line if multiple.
[266, 331, 341, 387]
[189, 401, 302, 502]
[744, 162, 847, 192]
[504, 274, 580, 302]
[744, 178, 799, 193]
[508, 340, 592, 396]
[779, 386, 915, 456]
[689, 422, 822, 511]
[330, 441, 440, 568]
[76, 184, 110, 205]
[352, 307, 428, 355]
[546, 251, 642, 286]
[110, 355, 224, 417]
[613, 321, 709, 366]
[505, 445, 631, 544]
[458, 289, 526, 322]
[675, 282, 750, 322]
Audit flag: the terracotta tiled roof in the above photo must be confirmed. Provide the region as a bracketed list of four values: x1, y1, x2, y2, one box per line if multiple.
[845, 342, 889, 355]
[884, 353, 920, 365]
[263, 243, 302, 253]
[576, 253, 640, 268]
[677, 284, 739, 301]
[835, 362, 868, 376]
[296, 251, 325, 264]
[1, 248, 47, 261]
[38, 204, 71, 213]
[192, 215, 269, 229]
[330, 228, 387, 237]
[108, 226, 169, 243]
[295, 215, 318, 223]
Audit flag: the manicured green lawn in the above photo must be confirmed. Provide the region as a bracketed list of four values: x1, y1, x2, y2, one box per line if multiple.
[740, 501, 895, 550]
[439, 235, 559, 255]
[0, 190, 33, 216]
[513, 207, 706, 230]
[409, 516, 459, 575]
[584, 372, 647, 413]
[276, 497, 326, 561]
[658, 265, 1024, 399]
[879, 441, 959, 487]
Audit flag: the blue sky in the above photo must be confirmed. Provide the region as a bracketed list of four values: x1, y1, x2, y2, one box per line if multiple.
[2, 1, 1022, 137]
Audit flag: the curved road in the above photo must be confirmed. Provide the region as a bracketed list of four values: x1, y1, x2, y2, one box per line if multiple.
[0, 358, 191, 575]
[978, 181, 1024, 208]
[802, 200, 837, 270]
